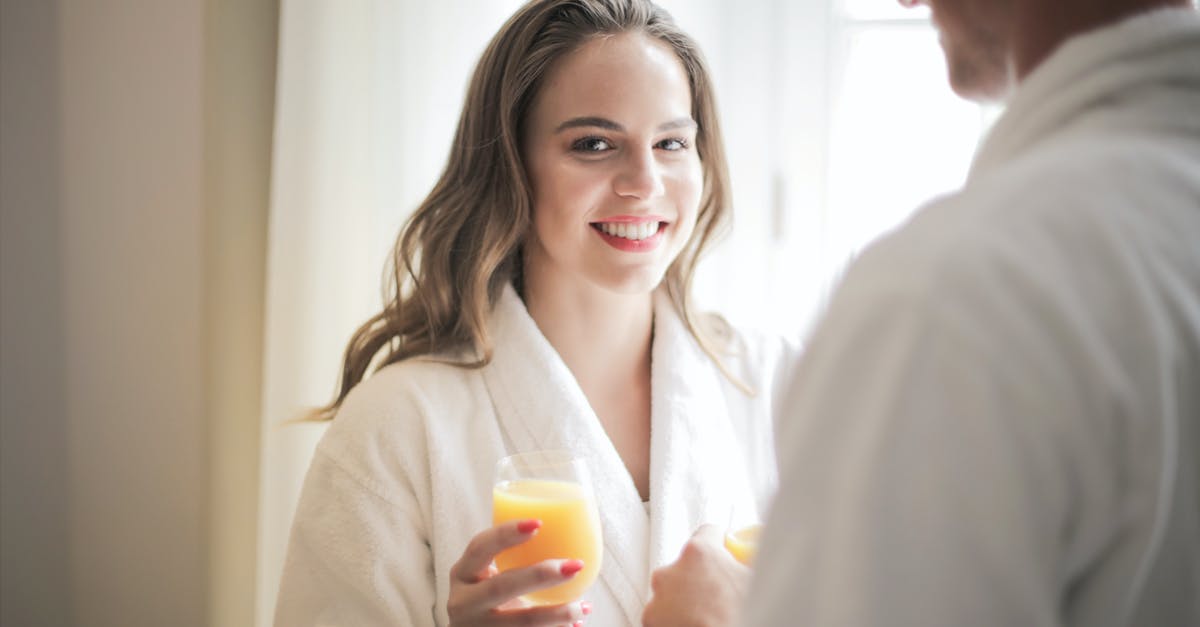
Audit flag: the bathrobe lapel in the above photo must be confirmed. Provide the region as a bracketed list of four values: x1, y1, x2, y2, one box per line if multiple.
[481, 285, 649, 626]
[645, 289, 760, 570]
[970, 8, 1200, 179]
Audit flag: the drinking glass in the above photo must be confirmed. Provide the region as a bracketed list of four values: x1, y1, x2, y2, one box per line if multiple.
[492, 450, 603, 605]
[725, 506, 762, 566]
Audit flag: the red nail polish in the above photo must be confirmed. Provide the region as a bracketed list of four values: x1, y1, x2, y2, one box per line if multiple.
[581, 601, 592, 615]
[560, 559, 585, 577]
[574, 622, 584, 627]
[517, 519, 541, 534]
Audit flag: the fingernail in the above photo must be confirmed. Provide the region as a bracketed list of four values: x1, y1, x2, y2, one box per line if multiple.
[574, 622, 584, 627]
[581, 600, 592, 615]
[560, 559, 585, 577]
[517, 519, 542, 534]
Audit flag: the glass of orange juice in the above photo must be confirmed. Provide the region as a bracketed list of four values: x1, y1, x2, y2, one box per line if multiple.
[724, 523, 762, 566]
[724, 506, 762, 566]
[492, 450, 603, 605]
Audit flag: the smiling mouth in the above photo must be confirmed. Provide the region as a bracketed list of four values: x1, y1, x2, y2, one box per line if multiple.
[590, 221, 666, 241]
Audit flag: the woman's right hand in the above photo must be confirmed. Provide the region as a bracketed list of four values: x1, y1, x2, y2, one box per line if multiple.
[447, 519, 592, 627]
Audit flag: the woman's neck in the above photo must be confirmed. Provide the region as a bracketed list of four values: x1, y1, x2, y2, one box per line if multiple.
[522, 270, 654, 392]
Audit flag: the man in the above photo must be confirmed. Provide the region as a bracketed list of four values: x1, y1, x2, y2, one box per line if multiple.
[643, 0, 1200, 625]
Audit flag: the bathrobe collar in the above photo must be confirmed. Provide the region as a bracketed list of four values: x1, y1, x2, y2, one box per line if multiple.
[645, 289, 758, 570]
[971, 8, 1200, 179]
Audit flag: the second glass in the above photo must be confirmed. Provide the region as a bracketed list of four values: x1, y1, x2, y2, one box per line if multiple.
[725, 505, 762, 566]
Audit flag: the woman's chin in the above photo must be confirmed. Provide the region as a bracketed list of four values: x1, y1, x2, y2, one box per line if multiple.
[591, 266, 669, 297]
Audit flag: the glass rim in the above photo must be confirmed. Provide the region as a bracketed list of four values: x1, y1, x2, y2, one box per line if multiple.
[494, 449, 585, 476]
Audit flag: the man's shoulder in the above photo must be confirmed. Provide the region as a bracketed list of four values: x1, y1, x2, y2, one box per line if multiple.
[832, 129, 1199, 361]
[835, 166, 1105, 330]
[871, 133, 1192, 279]
[964, 128, 1197, 228]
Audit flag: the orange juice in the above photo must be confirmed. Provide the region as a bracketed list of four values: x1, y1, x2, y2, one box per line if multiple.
[492, 479, 603, 605]
[725, 524, 762, 565]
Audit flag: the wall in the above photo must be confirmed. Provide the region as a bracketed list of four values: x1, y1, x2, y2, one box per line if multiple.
[58, 3, 208, 623]
[0, 0, 275, 624]
[1, 1, 71, 623]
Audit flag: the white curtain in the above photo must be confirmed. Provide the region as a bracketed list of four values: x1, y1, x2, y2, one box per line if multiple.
[256, 2, 783, 624]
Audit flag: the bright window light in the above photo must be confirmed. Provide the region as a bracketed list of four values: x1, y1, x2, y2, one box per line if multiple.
[840, 0, 931, 21]
[826, 27, 985, 264]
[758, 3, 997, 337]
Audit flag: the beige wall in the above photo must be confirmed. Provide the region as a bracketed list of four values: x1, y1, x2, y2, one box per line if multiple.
[205, 0, 276, 623]
[60, 3, 207, 622]
[1, 0, 275, 624]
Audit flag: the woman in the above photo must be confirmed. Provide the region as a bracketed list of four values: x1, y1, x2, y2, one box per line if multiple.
[275, 1, 796, 625]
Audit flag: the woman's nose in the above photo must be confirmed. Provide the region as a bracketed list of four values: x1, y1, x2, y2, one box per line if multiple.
[613, 149, 665, 200]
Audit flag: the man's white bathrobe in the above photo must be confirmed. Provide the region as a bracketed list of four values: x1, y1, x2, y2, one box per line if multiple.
[275, 285, 795, 626]
[749, 8, 1200, 627]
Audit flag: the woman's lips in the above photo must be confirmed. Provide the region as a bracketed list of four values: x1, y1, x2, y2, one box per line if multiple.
[590, 219, 668, 252]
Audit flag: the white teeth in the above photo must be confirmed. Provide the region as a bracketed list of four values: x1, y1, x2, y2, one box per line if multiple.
[598, 222, 661, 241]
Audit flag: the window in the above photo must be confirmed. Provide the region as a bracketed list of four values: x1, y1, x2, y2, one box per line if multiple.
[683, 0, 997, 338]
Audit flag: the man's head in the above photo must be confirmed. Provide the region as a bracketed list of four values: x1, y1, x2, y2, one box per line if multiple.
[898, 0, 1017, 101]
[900, 0, 1193, 102]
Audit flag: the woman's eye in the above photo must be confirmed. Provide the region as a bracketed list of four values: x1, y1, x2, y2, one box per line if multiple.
[572, 137, 613, 153]
[657, 137, 690, 151]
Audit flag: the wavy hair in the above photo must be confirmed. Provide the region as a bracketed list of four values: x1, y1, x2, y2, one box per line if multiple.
[315, 0, 739, 420]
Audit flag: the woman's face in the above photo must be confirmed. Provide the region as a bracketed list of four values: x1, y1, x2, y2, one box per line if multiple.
[522, 32, 702, 296]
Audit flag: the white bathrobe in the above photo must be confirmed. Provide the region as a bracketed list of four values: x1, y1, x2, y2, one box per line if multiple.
[749, 8, 1200, 627]
[275, 285, 796, 626]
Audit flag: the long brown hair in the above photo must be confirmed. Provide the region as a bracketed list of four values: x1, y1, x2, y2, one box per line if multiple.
[315, 0, 738, 420]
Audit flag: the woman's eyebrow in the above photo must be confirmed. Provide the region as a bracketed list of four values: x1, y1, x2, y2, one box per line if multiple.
[555, 116, 623, 133]
[554, 116, 696, 133]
